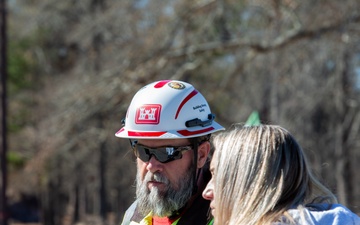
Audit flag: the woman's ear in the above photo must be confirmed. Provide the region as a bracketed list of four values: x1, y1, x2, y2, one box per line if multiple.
[197, 141, 211, 168]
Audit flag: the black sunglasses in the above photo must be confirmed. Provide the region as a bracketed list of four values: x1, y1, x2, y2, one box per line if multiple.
[131, 141, 193, 163]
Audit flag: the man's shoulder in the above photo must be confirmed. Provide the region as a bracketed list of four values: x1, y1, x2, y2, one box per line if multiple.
[121, 200, 141, 225]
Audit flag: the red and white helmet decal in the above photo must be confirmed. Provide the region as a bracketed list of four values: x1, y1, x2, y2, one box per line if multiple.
[135, 104, 161, 124]
[115, 80, 224, 139]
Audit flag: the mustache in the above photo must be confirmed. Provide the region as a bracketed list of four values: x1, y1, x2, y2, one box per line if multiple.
[144, 172, 170, 184]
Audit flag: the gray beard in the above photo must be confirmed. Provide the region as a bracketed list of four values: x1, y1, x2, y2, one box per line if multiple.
[135, 164, 194, 217]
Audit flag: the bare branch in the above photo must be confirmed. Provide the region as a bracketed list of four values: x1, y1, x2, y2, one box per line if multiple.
[166, 13, 360, 59]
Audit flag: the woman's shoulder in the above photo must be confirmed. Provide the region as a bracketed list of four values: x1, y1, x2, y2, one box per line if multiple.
[285, 203, 360, 225]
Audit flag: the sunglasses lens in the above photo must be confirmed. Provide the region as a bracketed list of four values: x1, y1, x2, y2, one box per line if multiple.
[134, 145, 151, 162]
[133, 144, 190, 163]
[154, 149, 172, 162]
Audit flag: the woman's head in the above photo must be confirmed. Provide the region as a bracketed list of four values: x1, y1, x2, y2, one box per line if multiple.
[202, 124, 336, 225]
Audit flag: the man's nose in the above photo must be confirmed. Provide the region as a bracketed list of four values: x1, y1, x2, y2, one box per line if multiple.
[146, 155, 163, 173]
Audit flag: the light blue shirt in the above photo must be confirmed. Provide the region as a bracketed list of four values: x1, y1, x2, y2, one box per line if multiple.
[281, 204, 360, 225]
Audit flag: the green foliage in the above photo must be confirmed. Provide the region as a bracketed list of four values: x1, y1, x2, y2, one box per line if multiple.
[7, 37, 36, 133]
[7, 151, 26, 169]
[7, 37, 37, 93]
[6, 29, 50, 132]
[7, 106, 31, 132]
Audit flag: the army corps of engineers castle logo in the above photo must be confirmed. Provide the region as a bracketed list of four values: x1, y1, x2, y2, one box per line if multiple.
[135, 104, 162, 124]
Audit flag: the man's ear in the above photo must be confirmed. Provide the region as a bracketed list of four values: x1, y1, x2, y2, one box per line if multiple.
[197, 141, 210, 168]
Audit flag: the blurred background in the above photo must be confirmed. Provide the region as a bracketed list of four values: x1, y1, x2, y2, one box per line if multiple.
[0, 0, 359, 224]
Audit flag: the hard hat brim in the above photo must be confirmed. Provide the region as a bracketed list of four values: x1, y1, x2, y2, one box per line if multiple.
[115, 121, 225, 139]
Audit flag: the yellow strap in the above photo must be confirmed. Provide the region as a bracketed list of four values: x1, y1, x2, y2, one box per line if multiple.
[132, 213, 182, 225]
[132, 212, 212, 225]
[141, 212, 153, 225]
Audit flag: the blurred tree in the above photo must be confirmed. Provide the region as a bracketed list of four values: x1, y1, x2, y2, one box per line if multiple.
[5, 0, 360, 224]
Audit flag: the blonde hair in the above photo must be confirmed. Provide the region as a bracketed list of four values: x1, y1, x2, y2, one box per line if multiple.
[212, 124, 337, 225]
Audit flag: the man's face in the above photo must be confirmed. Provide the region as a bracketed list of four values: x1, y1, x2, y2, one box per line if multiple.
[135, 139, 195, 217]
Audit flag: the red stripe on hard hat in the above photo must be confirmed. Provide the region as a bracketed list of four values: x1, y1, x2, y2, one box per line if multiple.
[177, 127, 214, 136]
[154, 80, 171, 88]
[175, 90, 198, 119]
[128, 131, 167, 137]
[116, 128, 125, 135]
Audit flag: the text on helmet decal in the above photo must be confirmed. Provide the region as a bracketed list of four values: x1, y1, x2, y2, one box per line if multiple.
[193, 104, 207, 112]
[135, 104, 161, 124]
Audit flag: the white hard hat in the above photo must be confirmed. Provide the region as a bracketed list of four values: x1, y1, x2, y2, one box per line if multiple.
[115, 80, 224, 139]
